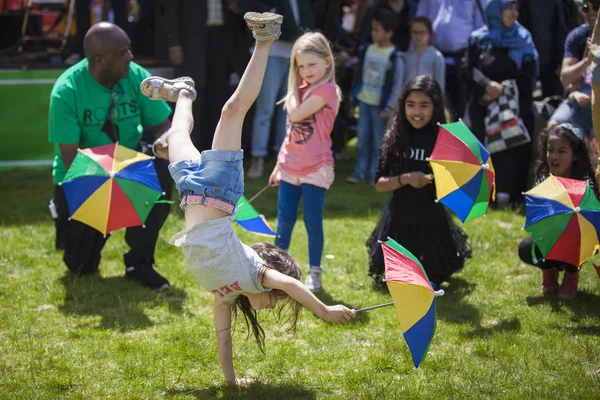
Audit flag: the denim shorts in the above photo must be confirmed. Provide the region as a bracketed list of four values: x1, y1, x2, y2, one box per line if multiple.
[550, 99, 594, 139]
[168, 149, 244, 210]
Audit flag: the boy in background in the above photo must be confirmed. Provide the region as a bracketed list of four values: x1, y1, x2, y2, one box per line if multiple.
[348, 9, 404, 184]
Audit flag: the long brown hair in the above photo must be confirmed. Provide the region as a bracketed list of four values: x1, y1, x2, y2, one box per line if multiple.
[232, 243, 303, 352]
[379, 75, 448, 176]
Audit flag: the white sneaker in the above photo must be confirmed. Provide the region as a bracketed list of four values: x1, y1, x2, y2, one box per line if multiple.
[305, 266, 323, 293]
[246, 157, 264, 179]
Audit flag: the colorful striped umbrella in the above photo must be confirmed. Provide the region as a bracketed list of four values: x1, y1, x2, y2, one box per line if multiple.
[383, 238, 441, 368]
[524, 176, 600, 267]
[59, 143, 163, 235]
[428, 120, 496, 223]
[235, 195, 276, 237]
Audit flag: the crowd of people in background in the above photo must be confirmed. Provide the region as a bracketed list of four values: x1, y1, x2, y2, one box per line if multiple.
[125, 0, 595, 199]
[50, 0, 600, 298]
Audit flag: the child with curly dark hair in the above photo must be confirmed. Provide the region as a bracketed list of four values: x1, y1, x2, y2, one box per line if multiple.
[366, 75, 471, 287]
[518, 123, 599, 300]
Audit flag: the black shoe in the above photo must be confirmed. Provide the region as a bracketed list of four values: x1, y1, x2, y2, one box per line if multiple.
[126, 264, 170, 291]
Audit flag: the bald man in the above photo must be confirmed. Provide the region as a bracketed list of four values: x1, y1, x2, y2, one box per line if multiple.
[49, 22, 173, 291]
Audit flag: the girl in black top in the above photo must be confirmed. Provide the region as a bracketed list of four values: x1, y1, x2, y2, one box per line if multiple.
[366, 75, 471, 287]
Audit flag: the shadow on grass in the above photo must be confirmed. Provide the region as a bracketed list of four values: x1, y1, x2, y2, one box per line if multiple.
[166, 382, 316, 400]
[526, 290, 600, 318]
[58, 273, 187, 331]
[436, 277, 482, 327]
[465, 317, 522, 338]
[315, 290, 370, 324]
[0, 170, 54, 225]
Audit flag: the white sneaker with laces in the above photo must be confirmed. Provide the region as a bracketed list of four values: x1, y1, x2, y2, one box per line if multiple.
[305, 266, 323, 293]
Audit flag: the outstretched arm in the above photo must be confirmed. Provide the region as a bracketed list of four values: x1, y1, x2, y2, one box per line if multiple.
[213, 297, 236, 384]
[262, 270, 355, 323]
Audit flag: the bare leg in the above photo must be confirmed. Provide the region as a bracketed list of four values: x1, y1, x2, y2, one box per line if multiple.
[162, 91, 200, 164]
[211, 38, 275, 152]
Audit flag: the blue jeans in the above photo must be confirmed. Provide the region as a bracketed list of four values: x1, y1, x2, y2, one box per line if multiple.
[275, 181, 327, 267]
[251, 56, 290, 157]
[550, 99, 594, 139]
[351, 102, 388, 182]
[168, 150, 245, 209]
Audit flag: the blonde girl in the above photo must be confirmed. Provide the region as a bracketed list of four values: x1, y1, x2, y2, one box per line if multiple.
[269, 32, 342, 293]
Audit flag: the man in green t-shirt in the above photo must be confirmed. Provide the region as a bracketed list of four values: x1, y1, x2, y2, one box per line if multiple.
[49, 22, 173, 291]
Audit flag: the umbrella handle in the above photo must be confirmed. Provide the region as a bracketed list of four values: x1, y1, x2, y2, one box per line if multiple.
[356, 290, 444, 313]
[247, 184, 271, 204]
[355, 302, 395, 312]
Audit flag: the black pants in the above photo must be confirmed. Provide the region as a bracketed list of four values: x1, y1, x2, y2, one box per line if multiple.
[175, 26, 230, 153]
[442, 50, 468, 120]
[73, 0, 129, 55]
[54, 157, 172, 275]
[538, 63, 564, 99]
[518, 237, 578, 273]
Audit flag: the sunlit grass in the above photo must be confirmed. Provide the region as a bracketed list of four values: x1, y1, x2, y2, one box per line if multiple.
[1, 162, 599, 399]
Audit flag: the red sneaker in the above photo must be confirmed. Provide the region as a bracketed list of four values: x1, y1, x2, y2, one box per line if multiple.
[541, 268, 559, 295]
[558, 271, 579, 300]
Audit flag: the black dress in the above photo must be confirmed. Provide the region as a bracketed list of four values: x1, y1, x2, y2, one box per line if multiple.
[366, 125, 471, 286]
[462, 40, 537, 201]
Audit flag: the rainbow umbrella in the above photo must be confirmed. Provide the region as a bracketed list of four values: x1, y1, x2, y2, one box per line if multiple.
[381, 238, 442, 368]
[524, 176, 600, 267]
[59, 143, 163, 235]
[235, 195, 276, 237]
[428, 120, 496, 223]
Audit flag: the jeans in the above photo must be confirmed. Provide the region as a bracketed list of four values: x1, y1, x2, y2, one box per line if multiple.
[351, 102, 388, 182]
[251, 56, 290, 157]
[550, 99, 594, 139]
[275, 181, 327, 267]
[168, 150, 245, 209]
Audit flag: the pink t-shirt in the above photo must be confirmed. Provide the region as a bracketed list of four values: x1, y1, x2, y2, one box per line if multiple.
[277, 82, 339, 176]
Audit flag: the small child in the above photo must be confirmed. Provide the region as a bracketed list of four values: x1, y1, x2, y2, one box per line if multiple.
[140, 13, 355, 385]
[268, 32, 343, 293]
[366, 75, 470, 287]
[518, 123, 599, 300]
[347, 8, 405, 184]
[403, 16, 445, 89]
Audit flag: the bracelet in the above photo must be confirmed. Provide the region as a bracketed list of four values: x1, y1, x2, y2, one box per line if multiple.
[397, 174, 403, 187]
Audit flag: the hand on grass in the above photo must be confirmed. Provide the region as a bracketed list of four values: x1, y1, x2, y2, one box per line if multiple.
[323, 305, 355, 323]
[235, 377, 255, 386]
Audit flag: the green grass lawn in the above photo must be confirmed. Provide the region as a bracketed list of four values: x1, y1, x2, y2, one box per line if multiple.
[1, 161, 599, 399]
